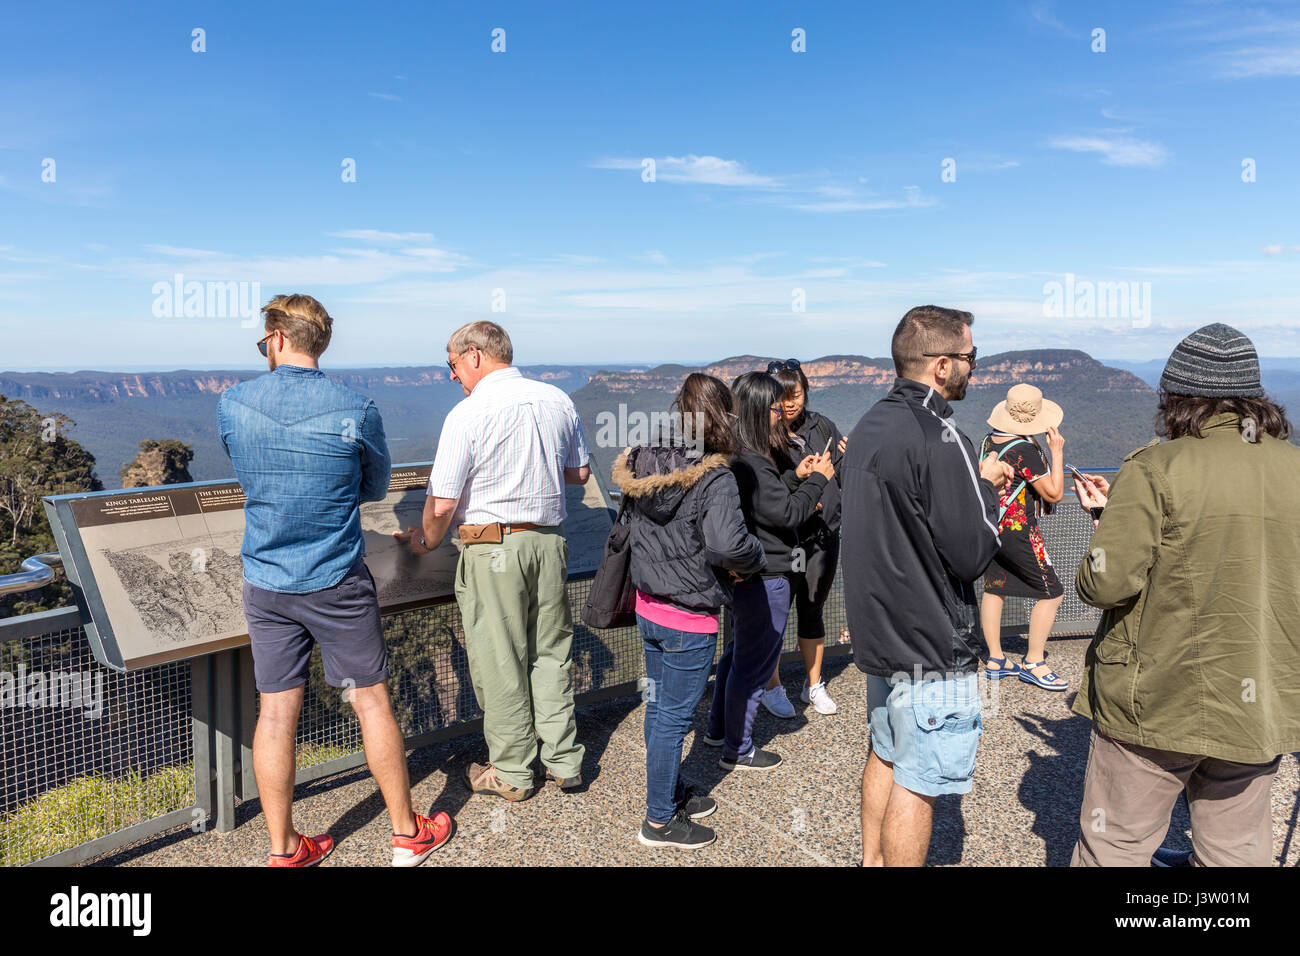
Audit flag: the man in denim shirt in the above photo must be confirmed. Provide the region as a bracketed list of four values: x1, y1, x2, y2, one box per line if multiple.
[218, 293, 453, 867]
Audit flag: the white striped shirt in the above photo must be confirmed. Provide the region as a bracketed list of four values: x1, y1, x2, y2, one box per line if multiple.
[427, 366, 590, 528]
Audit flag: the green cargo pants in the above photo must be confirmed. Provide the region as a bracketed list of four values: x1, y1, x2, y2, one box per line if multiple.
[454, 527, 584, 790]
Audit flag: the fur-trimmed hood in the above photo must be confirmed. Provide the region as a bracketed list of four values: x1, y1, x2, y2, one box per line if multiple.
[612, 445, 731, 524]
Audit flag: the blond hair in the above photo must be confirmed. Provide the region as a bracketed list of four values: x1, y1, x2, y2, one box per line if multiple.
[262, 293, 333, 357]
[447, 320, 513, 364]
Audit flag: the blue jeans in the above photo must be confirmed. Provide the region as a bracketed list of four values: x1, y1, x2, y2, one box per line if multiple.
[706, 576, 792, 760]
[639, 614, 717, 824]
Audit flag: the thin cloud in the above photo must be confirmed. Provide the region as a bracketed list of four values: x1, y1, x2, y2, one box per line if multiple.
[327, 229, 435, 242]
[788, 185, 937, 213]
[368, 92, 402, 101]
[1263, 244, 1300, 256]
[1029, 2, 1075, 37]
[1048, 134, 1169, 167]
[143, 244, 231, 258]
[1214, 46, 1300, 78]
[590, 154, 780, 187]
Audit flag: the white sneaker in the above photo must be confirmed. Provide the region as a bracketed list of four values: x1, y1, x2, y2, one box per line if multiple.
[801, 680, 838, 715]
[760, 685, 796, 718]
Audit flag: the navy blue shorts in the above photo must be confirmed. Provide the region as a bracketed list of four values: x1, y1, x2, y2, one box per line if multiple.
[241, 557, 389, 694]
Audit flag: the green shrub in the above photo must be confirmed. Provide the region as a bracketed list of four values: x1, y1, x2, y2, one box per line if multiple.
[0, 766, 193, 866]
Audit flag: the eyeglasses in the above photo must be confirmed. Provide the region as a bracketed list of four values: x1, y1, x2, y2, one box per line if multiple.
[257, 331, 276, 358]
[447, 346, 477, 373]
[766, 359, 802, 374]
[922, 348, 977, 369]
[769, 404, 783, 414]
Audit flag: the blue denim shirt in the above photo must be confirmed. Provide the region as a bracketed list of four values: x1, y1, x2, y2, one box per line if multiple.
[217, 364, 391, 593]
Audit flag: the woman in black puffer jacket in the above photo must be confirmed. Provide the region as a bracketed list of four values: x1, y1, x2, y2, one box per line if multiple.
[612, 373, 765, 850]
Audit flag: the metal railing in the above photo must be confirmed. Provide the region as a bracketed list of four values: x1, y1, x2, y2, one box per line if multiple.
[0, 487, 1110, 867]
[0, 553, 63, 597]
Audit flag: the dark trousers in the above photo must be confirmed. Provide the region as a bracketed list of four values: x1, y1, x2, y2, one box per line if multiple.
[793, 536, 839, 640]
[706, 576, 792, 760]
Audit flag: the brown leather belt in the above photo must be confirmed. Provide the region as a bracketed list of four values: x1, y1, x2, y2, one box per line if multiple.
[457, 521, 550, 545]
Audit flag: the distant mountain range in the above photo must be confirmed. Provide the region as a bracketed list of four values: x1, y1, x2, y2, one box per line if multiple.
[4, 351, 1295, 493]
[572, 350, 1161, 495]
[0, 365, 645, 485]
[1100, 357, 1300, 417]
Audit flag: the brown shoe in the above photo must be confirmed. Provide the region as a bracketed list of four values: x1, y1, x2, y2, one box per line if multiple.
[543, 767, 582, 791]
[466, 762, 534, 802]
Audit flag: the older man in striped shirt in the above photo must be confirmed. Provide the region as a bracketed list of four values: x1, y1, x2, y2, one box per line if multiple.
[399, 321, 591, 801]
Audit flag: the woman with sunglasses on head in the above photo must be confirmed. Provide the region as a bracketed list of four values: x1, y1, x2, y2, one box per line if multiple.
[704, 371, 835, 772]
[758, 359, 847, 718]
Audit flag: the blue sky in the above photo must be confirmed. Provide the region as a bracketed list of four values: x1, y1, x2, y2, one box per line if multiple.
[2, 0, 1299, 370]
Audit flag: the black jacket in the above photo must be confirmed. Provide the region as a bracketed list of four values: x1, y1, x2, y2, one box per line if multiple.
[840, 378, 1001, 677]
[784, 409, 844, 539]
[612, 445, 766, 613]
[731, 449, 829, 577]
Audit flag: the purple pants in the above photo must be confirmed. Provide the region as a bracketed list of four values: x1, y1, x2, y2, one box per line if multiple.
[706, 575, 792, 760]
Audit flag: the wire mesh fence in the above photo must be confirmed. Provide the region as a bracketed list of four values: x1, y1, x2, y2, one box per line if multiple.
[1, 503, 1104, 865]
[0, 625, 194, 866]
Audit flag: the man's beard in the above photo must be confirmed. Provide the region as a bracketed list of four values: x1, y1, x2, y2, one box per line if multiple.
[946, 368, 970, 402]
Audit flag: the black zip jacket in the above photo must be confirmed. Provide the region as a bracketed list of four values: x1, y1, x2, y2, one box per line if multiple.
[731, 449, 828, 577]
[784, 409, 844, 539]
[612, 445, 766, 613]
[840, 378, 1001, 677]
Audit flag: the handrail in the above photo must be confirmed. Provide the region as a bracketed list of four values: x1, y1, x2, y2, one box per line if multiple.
[0, 552, 63, 597]
[0, 465, 1122, 603]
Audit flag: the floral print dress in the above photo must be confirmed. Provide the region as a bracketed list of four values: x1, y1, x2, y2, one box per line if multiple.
[980, 435, 1064, 599]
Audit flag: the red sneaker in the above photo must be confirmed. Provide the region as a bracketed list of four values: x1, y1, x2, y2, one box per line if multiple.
[267, 832, 334, 867]
[392, 811, 454, 867]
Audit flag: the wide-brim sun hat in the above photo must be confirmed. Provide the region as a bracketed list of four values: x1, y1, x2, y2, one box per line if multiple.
[987, 383, 1063, 435]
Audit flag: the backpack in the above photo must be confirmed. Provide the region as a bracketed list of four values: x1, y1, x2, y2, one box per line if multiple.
[580, 497, 637, 629]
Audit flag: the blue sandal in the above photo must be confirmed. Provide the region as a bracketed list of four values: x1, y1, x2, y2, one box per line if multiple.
[1019, 660, 1068, 690]
[984, 657, 1021, 679]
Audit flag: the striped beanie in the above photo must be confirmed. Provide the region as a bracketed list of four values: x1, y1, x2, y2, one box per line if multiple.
[1159, 323, 1264, 399]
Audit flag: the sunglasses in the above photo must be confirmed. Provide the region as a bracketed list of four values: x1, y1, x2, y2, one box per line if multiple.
[766, 358, 802, 374]
[922, 348, 977, 369]
[257, 331, 276, 358]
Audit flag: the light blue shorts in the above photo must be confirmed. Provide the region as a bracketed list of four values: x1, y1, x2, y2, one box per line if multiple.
[866, 672, 982, 797]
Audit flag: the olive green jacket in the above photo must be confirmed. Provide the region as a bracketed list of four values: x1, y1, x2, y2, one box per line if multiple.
[1073, 413, 1300, 764]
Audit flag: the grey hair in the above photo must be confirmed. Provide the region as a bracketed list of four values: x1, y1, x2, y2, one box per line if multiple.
[447, 320, 513, 364]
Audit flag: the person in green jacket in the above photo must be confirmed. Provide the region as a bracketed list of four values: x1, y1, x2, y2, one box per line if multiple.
[1068, 323, 1300, 867]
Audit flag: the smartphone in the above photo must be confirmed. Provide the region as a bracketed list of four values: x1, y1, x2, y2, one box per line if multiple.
[822, 436, 833, 458]
[1066, 463, 1088, 483]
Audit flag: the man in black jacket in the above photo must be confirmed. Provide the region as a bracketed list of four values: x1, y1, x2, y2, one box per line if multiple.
[841, 305, 1011, 867]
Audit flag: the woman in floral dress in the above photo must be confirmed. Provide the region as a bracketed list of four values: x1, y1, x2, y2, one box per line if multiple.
[979, 383, 1068, 690]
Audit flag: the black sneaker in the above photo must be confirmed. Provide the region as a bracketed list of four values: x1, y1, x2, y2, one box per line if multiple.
[637, 809, 716, 849]
[1151, 847, 1194, 867]
[719, 748, 782, 772]
[676, 786, 716, 820]
[701, 733, 724, 748]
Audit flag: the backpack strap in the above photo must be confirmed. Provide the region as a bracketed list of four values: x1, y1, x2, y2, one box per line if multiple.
[984, 437, 1030, 523]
